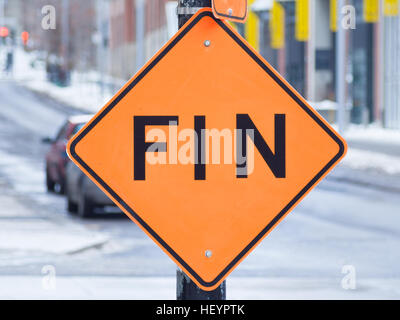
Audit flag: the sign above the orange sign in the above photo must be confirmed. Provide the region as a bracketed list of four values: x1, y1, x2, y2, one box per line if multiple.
[212, 0, 248, 23]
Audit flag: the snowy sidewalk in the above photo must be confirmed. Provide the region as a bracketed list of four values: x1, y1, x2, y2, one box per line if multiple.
[1, 276, 399, 300]
[329, 125, 400, 192]
[0, 134, 109, 261]
[12, 48, 122, 114]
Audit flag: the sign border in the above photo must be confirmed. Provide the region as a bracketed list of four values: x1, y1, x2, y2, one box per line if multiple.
[68, 9, 346, 291]
[212, 0, 248, 23]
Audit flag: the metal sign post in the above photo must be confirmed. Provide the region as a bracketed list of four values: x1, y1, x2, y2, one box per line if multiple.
[336, 0, 346, 133]
[177, 0, 212, 28]
[176, 0, 226, 300]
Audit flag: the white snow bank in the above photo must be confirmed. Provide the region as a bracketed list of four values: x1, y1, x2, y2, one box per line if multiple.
[344, 123, 400, 146]
[0, 276, 399, 300]
[341, 148, 400, 175]
[12, 48, 122, 113]
[0, 220, 108, 255]
[0, 147, 109, 256]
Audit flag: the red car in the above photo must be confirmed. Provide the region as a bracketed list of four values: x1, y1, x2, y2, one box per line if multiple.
[43, 115, 93, 193]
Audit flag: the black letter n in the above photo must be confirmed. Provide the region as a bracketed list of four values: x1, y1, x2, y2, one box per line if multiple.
[236, 114, 286, 178]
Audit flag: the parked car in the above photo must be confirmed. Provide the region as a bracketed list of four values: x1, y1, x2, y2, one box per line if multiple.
[43, 114, 93, 194]
[65, 161, 116, 217]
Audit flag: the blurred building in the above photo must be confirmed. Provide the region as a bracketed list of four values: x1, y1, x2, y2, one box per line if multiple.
[1, 0, 23, 39]
[1, 0, 399, 129]
[18, 0, 98, 73]
[2, 0, 174, 82]
[109, 0, 169, 80]
[248, 0, 400, 129]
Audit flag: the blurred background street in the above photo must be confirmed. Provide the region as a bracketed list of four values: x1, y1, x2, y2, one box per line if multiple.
[0, 0, 399, 299]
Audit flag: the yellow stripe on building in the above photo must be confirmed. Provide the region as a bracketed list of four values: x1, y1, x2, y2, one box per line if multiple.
[295, 0, 309, 41]
[364, 0, 379, 22]
[246, 0, 259, 50]
[270, 1, 285, 49]
[384, 0, 399, 16]
[330, 0, 337, 32]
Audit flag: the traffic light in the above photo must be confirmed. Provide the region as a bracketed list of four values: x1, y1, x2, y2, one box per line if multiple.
[21, 31, 29, 46]
[0, 27, 9, 38]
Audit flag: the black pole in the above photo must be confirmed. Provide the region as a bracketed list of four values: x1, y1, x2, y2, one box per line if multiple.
[177, 269, 226, 300]
[177, 0, 212, 28]
[176, 0, 226, 300]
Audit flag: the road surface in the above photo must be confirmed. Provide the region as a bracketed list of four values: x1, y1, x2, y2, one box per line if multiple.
[0, 80, 399, 299]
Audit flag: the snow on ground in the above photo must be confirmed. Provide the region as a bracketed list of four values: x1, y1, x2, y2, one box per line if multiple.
[12, 48, 120, 113]
[344, 123, 400, 147]
[338, 124, 400, 176]
[341, 148, 400, 175]
[0, 145, 109, 257]
[1, 276, 399, 300]
[0, 219, 108, 256]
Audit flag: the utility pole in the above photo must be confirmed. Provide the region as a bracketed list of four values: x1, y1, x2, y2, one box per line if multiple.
[96, 0, 106, 100]
[61, 0, 69, 63]
[374, 0, 384, 125]
[136, 0, 145, 72]
[306, 0, 316, 102]
[176, 0, 226, 300]
[177, 0, 211, 28]
[61, 0, 70, 84]
[336, 0, 346, 133]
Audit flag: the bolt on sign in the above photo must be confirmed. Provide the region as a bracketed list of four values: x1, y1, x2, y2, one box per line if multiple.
[67, 9, 347, 291]
[212, 0, 248, 23]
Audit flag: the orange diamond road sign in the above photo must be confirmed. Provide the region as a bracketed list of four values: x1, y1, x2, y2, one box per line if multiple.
[212, 0, 248, 23]
[67, 9, 347, 291]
